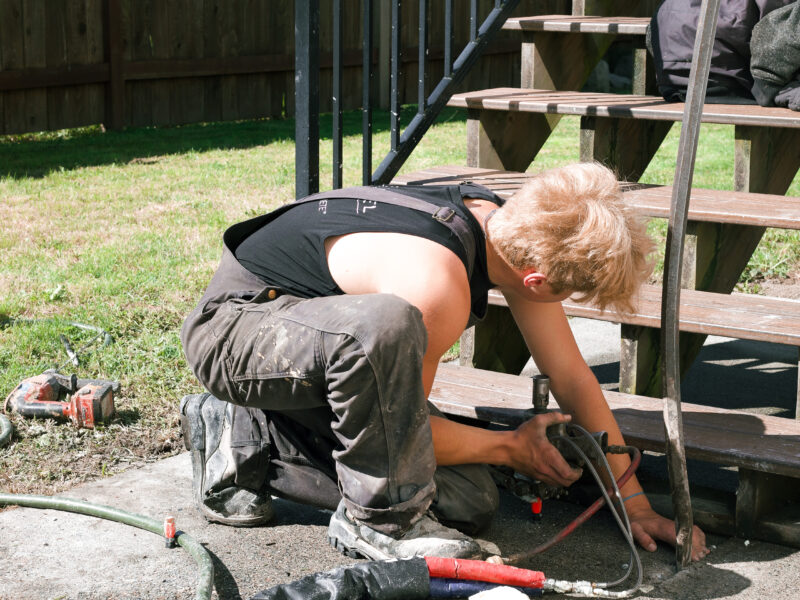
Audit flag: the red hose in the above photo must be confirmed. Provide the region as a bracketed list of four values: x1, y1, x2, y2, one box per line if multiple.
[425, 557, 545, 588]
[505, 445, 642, 566]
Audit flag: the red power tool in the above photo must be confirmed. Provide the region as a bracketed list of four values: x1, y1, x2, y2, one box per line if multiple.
[3, 371, 117, 429]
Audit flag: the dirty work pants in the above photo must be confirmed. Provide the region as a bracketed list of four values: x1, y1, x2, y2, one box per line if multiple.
[182, 288, 498, 537]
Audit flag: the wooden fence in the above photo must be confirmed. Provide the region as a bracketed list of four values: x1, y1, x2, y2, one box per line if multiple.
[0, 0, 575, 136]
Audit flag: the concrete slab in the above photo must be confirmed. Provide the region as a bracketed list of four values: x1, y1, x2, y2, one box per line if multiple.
[1, 451, 798, 600]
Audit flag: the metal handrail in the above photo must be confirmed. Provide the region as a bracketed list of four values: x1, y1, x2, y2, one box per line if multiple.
[294, 0, 521, 197]
[661, 0, 722, 568]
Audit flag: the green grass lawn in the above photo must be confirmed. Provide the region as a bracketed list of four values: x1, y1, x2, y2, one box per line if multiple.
[1, 107, 799, 494]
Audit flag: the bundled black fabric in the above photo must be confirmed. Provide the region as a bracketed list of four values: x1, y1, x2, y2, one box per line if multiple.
[751, 1, 800, 110]
[646, 0, 794, 102]
[249, 558, 430, 600]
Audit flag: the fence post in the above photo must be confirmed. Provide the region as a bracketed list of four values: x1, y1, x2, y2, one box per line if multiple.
[105, 0, 125, 131]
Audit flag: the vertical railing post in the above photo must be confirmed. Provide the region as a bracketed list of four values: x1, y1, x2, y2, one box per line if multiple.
[470, 0, 478, 41]
[390, 0, 401, 152]
[661, 0, 722, 569]
[332, 0, 343, 189]
[371, 0, 520, 184]
[444, 0, 454, 78]
[362, 0, 374, 186]
[297, 0, 517, 190]
[295, 0, 320, 199]
[418, 0, 427, 113]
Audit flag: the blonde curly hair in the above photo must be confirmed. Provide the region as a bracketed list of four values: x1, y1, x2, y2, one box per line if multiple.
[487, 162, 655, 314]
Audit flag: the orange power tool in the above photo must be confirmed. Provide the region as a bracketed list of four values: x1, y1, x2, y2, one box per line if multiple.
[4, 371, 117, 429]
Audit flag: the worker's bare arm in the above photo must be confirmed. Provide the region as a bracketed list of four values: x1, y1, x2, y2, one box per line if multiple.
[502, 290, 611, 433]
[503, 289, 708, 560]
[429, 412, 580, 487]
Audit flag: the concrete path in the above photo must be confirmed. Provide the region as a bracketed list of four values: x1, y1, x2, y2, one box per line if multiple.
[1, 318, 798, 599]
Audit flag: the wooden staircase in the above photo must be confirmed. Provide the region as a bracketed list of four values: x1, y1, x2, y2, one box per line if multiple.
[394, 7, 800, 547]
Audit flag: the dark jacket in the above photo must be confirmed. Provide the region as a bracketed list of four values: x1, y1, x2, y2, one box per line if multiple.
[647, 0, 795, 102]
[750, 1, 800, 110]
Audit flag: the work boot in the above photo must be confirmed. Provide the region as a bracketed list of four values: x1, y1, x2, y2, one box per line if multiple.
[327, 500, 481, 561]
[180, 393, 273, 527]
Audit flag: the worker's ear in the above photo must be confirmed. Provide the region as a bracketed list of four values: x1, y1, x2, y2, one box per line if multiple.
[522, 271, 547, 288]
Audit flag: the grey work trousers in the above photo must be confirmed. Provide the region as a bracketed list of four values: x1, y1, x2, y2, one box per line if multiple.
[182, 287, 498, 536]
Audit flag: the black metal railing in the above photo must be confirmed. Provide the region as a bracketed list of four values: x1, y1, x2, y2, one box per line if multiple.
[294, 0, 521, 198]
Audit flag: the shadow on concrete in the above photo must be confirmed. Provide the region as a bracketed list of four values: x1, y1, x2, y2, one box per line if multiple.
[647, 563, 752, 599]
[204, 544, 244, 600]
[590, 337, 796, 417]
[681, 338, 797, 417]
[271, 498, 332, 527]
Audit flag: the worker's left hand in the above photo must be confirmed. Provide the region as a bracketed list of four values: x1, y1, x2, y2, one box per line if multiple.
[627, 506, 710, 561]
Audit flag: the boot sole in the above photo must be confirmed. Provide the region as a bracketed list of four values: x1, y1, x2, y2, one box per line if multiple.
[201, 503, 274, 527]
[327, 515, 391, 561]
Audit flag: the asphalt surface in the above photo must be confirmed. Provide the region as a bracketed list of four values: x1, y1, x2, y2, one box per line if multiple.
[1, 318, 798, 600]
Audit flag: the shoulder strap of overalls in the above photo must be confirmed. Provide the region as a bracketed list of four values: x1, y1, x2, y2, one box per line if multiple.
[295, 186, 477, 276]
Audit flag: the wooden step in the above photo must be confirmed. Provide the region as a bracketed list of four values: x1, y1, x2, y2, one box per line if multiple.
[397, 165, 800, 347]
[486, 286, 800, 347]
[449, 88, 800, 129]
[504, 15, 650, 35]
[431, 364, 800, 545]
[394, 165, 800, 230]
[432, 364, 800, 478]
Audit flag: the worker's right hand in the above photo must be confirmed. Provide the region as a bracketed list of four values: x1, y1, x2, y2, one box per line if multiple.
[508, 412, 583, 487]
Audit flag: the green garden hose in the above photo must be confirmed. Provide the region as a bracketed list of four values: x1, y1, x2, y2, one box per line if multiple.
[0, 414, 12, 448]
[0, 492, 214, 600]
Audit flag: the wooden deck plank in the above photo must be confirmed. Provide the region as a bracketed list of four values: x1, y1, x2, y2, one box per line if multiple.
[504, 15, 649, 35]
[393, 165, 800, 230]
[482, 286, 800, 347]
[448, 88, 800, 129]
[431, 365, 800, 478]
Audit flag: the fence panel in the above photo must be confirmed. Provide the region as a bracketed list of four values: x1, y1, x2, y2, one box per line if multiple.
[0, 0, 571, 135]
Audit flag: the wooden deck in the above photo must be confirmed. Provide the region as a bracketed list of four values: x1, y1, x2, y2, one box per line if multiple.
[450, 88, 800, 129]
[432, 364, 800, 545]
[433, 364, 800, 478]
[395, 165, 800, 230]
[504, 15, 650, 35]
[487, 287, 800, 348]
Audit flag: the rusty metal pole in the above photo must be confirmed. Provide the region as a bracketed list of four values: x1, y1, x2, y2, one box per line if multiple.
[661, 0, 722, 569]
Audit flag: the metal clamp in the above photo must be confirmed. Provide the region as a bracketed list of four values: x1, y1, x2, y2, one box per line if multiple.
[432, 207, 455, 223]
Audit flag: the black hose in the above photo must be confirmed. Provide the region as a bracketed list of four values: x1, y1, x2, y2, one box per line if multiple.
[0, 493, 214, 600]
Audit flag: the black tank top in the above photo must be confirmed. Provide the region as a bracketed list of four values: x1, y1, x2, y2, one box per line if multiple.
[233, 184, 503, 322]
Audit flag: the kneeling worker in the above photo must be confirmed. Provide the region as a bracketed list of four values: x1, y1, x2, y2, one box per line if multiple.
[180, 162, 708, 561]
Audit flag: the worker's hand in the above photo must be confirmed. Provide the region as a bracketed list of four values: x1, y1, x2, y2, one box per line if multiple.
[627, 505, 710, 561]
[508, 412, 583, 487]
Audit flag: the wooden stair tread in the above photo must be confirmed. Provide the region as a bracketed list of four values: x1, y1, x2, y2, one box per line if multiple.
[431, 364, 800, 478]
[394, 165, 800, 230]
[483, 286, 800, 346]
[504, 15, 650, 35]
[448, 88, 800, 129]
